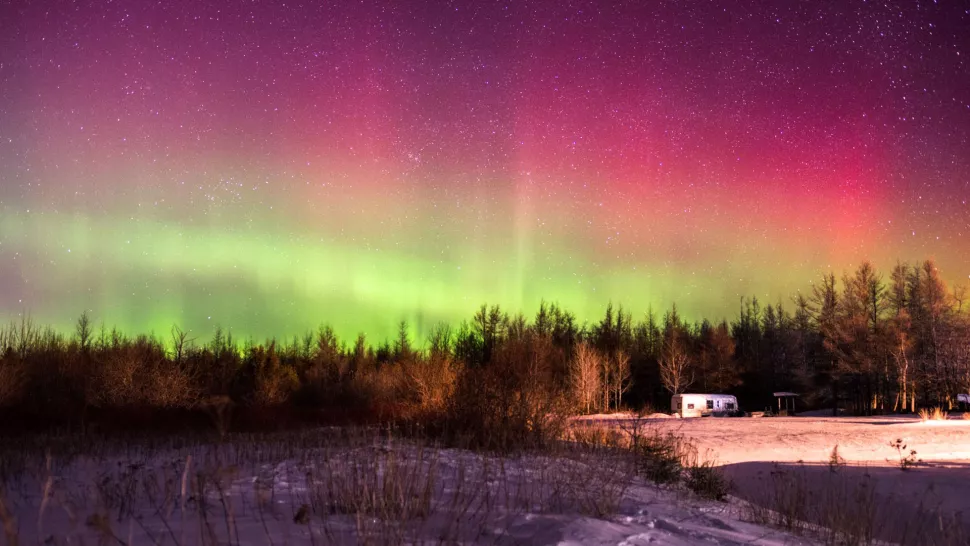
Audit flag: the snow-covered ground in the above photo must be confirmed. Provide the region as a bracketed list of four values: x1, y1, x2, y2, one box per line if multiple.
[0, 429, 812, 546]
[575, 413, 970, 543]
[574, 413, 970, 464]
[3, 415, 967, 545]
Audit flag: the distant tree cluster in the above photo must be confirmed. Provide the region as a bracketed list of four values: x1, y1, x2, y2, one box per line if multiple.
[0, 259, 967, 437]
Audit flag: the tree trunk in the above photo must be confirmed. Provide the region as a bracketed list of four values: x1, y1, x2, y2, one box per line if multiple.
[900, 367, 908, 413]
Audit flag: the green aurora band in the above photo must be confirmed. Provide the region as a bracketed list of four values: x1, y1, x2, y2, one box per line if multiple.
[3, 200, 965, 346]
[0, 207, 729, 343]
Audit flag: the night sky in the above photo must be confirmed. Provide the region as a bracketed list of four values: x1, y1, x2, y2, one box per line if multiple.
[1, 0, 968, 342]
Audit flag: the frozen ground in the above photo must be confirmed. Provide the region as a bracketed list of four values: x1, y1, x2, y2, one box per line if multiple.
[575, 413, 970, 543]
[575, 413, 970, 464]
[3, 415, 967, 545]
[0, 428, 812, 546]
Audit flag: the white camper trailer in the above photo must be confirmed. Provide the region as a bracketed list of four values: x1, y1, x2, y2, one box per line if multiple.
[671, 393, 739, 417]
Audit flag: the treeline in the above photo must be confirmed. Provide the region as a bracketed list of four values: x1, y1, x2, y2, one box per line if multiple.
[0, 259, 968, 435]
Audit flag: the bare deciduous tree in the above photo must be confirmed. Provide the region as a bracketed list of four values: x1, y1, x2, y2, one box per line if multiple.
[171, 325, 193, 365]
[605, 350, 632, 412]
[571, 341, 602, 414]
[953, 284, 968, 313]
[659, 335, 693, 395]
[889, 312, 915, 413]
[13, 315, 37, 359]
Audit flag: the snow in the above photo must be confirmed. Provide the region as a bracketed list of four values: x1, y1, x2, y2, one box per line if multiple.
[0, 429, 810, 546]
[575, 412, 970, 543]
[4, 414, 967, 544]
[575, 412, 675, 421]
[575, 412, 970, 464]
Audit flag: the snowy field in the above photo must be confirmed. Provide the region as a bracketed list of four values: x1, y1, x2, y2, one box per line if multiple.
[1, 416, 967, 545]
[575, 412, 970, 544]
[574, 412, 970, 464]
[0, 427, 811, 546]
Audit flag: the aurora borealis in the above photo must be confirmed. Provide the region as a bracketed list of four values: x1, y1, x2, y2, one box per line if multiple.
[1, 1, 968, 342]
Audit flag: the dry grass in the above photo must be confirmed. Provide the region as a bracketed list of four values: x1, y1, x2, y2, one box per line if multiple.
[740, 464, 878, 545]
[740, 462, 968, 546]
[4, 420, 967, 546]
[563, 423, 625, 448]
[0, 426, 651, 545]
[918, 407, 949, 421]
[565, 419, 727, 500]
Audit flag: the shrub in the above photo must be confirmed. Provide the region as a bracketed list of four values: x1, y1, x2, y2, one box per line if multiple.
[349, 361, 411, 418]
[888, 438, 920, 471]
[200, 395, 235, 438]
[566, 424, 624, 449]
[633, 430, 690, 485]
[239, 342, 297, 406]
[441, 332, 570, 451]
[146, 358, 202, 408]
[0, 351, 25, 408]
[684, 460, 728, 501]
[403, 355, 461, 415]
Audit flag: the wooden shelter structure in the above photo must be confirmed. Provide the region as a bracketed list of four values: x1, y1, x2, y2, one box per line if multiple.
[773, 391, 798, 415]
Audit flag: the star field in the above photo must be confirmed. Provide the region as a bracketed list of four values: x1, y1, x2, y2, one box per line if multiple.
[1, 0, 968, 340]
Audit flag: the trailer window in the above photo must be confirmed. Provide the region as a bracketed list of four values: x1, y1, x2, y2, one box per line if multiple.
[726, 402, 735, 410]
[687, 404, 694, 409]
[707, 400, 714, 410]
